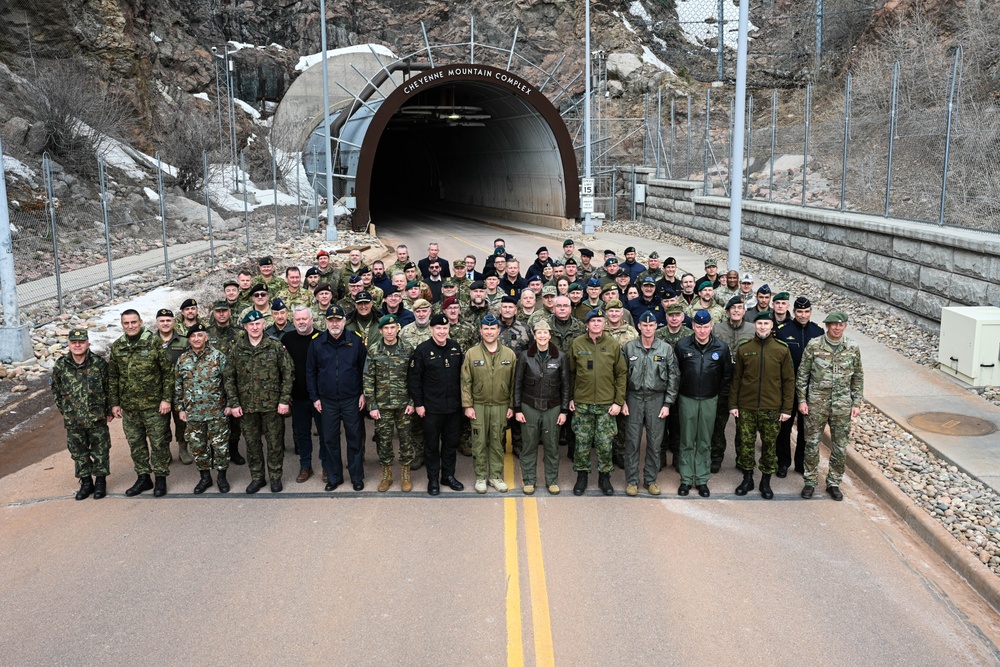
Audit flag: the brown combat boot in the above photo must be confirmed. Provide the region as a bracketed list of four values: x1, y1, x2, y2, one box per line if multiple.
[400, 465, 412, 493]
[377, 465, 393, 493]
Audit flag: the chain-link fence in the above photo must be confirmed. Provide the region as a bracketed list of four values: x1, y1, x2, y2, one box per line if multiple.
[3, 142, 319, 326]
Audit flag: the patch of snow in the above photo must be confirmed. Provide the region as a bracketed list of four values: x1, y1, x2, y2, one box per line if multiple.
[641, 46, 675, 75]
[269, 43, 286, 51]
[143, 187, 160, 202]
[233, 98, 261, 120]
[3, 155, 38, 182]
[226, 41, 257, 53]
[9, 222, 18, 234]
[192, 92, 210, 101]
[613, 10, 638, 34]
[99, 137, 148, 180]
[629, 1, 652, 24]
[150, 31, 163, 44]
[295, 44, 397, 72]
[129, 150, 177, 178]
[89, 286, 190, 353]
[676, 0, 755, 50]
[205, 161, 303, 214]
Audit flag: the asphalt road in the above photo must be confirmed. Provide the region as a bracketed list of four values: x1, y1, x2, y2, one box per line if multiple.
[2, 211, 999, 665]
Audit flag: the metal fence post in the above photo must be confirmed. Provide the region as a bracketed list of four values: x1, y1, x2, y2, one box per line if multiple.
[272, 149, 279, 242]
[98, 157, 115, 301]
[611, 165, 617, 222]
[885, 61, 900, 217]
[840, 74, 851, 211]
[156, 153, 170, 281]
[295, 158, 302, 232]
[727, 97, 735, 195]
[686, 96, 692, 178]
[802, 84, 812, 206]
[241, 151, 250, 254]
[717, 0, 725, 81]
[669, 97, 676, 179]
[704, 89, 711, 195]
[745, 94, 753, 199]
[203, 152, 216, 265]
[643, 93, 649, 167]
[815, 0, 824, 76]
[939, 47, 962, 225]
[769, 90, 776, 202]
[42, 153, 63, 314]
[656, 89, 662, 178]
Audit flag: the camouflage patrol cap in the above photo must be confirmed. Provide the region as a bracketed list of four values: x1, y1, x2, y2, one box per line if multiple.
[705, 258, 718, 268]
[258, 256, 273, 266]
[532, 319, 551, 332]
[68, 329, 89, 341]
[824, 311, 849, 324]
[605, 299, 624, 310]
[242, 310, 265, 324]
[187, 323, 208, 335]
[212, 301, 231, 311]
[223, 280, 239, 289]
[271, 298, 288, 311]
[665, 304, 685, 315]
[541, 286, 557, 297]
[411, 299, 432, 311]
[452, 259, 465, 268]
[313, 283, 333, 296]
[406, 280, 421, 290]
[442, 279, 456, 288]
[325, 305, 346, 320]
[752, 310, 774, 322]
[378, 314, 399, 328]
[584, 308, 605, 322]
[354, 291, 373, 304]
[156, 308, 174, 319]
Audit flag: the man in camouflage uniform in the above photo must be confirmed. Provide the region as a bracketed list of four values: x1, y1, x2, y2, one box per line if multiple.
[236, 271, 255, 311]
[153, 308, 191, 464]
[451, 260, 472, 303]
[264, 298, 296, 340]
[711, 296, 754, 473]
[311, 283, 336, 331]
[729, 311, 795, 500]
[229, 310, 294, 493]
[346, 291, 380, 346]
[109, 309, 174, 498]
[603, 298, 637, 469]
[400, 300, 434, 349]
[797, 311, 864, 501]
[462, 280, 493, 327]
[568, 308, 627, 496]
[387, 244, 411, 278]
[316, 250, 340, 297]
[358, 265, 384, 307]
[174, 298, 207, 336]
[223, 280, 242, 313]
[257, 255, 287, 293]
[634, 251, 661, 284]
[175, 323, 239, 493]
[277, 266, 313, 309]
[52, 329, 113, 500]
[686, 281, 726, 322]
[364, 314, 416, 492]
[239, 284, 274, 326]
[338, 247, 366, 288]
[207, 300, 247, 465]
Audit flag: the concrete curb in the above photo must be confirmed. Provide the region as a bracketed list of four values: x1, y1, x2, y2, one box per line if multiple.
[846, 446, 1000, 614]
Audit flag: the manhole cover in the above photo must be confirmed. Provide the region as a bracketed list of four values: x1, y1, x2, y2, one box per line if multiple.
[908, 412, 996, 437]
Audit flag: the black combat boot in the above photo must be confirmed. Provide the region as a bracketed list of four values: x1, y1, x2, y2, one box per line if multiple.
[75, 476, 94, 501]
[759, 473, 774, 500]
[230, 446, 246, 466]
[217, 469, 230, 494]
[734, 470, 755, 496]
[93, 476, 107, 500]
[598, 472, 615, 496]
[193, 470, 213, 494]
[573, 471, 588, 496]
[153, 476, 167, 497]
[124, 474, 153, 497]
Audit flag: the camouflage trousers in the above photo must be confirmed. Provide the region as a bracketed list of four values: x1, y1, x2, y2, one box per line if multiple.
[374, 406, 415, 467]
[187, 418, 231, 471]
[572, 403, 616, 474]
[736, 409, 781, 475]
[242, 411, 285, 481]
[803, 401, 852, 488]
[471, 403, 507, 481]
[66, 423, 112, 478]
[123, 408, 171, 476]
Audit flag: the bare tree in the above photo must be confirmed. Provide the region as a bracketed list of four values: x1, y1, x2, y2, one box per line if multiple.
[160, 108, 220, 191]
[19, 59, 136, 175]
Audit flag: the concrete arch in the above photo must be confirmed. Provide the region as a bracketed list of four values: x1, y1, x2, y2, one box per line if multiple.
[351, 64, 579, 230]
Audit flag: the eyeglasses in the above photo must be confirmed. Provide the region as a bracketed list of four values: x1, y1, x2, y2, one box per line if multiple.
[253, 292, 267, 297]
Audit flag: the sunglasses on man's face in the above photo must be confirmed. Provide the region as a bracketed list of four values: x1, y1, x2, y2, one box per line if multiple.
[253, 291, 267, 297]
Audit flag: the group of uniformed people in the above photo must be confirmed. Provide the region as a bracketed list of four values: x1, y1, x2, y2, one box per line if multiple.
[51, 239, 863, 501]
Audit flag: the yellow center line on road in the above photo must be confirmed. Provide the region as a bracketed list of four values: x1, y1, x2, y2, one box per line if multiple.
[444, 232, 491, 254]
[504, 431, 556, 666]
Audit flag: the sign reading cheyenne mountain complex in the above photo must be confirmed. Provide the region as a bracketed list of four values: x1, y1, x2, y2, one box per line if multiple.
[401, 67, 534, 96]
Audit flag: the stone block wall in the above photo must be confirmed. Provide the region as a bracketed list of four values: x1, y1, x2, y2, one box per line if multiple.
[637, 173, 1000, 325]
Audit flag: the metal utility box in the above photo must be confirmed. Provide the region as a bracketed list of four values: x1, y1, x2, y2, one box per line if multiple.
[938, 306, 1000, 387]
[634, 184, 646, 204]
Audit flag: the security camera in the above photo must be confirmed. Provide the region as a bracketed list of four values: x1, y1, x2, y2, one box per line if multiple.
[211, 46, 218, 53]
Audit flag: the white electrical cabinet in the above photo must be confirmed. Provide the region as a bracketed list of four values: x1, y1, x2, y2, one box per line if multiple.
[938, 306, 1000, 387]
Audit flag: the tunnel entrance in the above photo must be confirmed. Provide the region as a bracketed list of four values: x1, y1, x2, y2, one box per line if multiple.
[351, 65, 580, 230]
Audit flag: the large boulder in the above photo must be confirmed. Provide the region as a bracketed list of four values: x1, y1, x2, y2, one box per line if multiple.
[2, 117, 30, 146]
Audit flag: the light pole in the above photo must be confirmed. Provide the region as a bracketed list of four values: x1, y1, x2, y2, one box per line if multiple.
[727, 0, 750, 272]
[319, 0, 338, 242]
[582, 0, 593, 234]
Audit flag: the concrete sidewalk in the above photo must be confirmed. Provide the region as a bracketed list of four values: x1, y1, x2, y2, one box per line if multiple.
[15, 241, 231, 307]
[478, 214, 1000, 496]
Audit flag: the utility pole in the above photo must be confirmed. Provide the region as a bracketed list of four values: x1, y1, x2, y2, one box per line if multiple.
[320, 0, 338, 242]
[0, 138, 33, 362]
[727, 0, 750, 272]
[582, 0, 594, 234]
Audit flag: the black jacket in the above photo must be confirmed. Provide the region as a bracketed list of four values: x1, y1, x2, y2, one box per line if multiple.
[513, 343, 571, 413]
[777, 319, 825, 368]
[407, 337, 464, 414]
[675, 334, 733, 400]
[306, 329, 367, 402]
